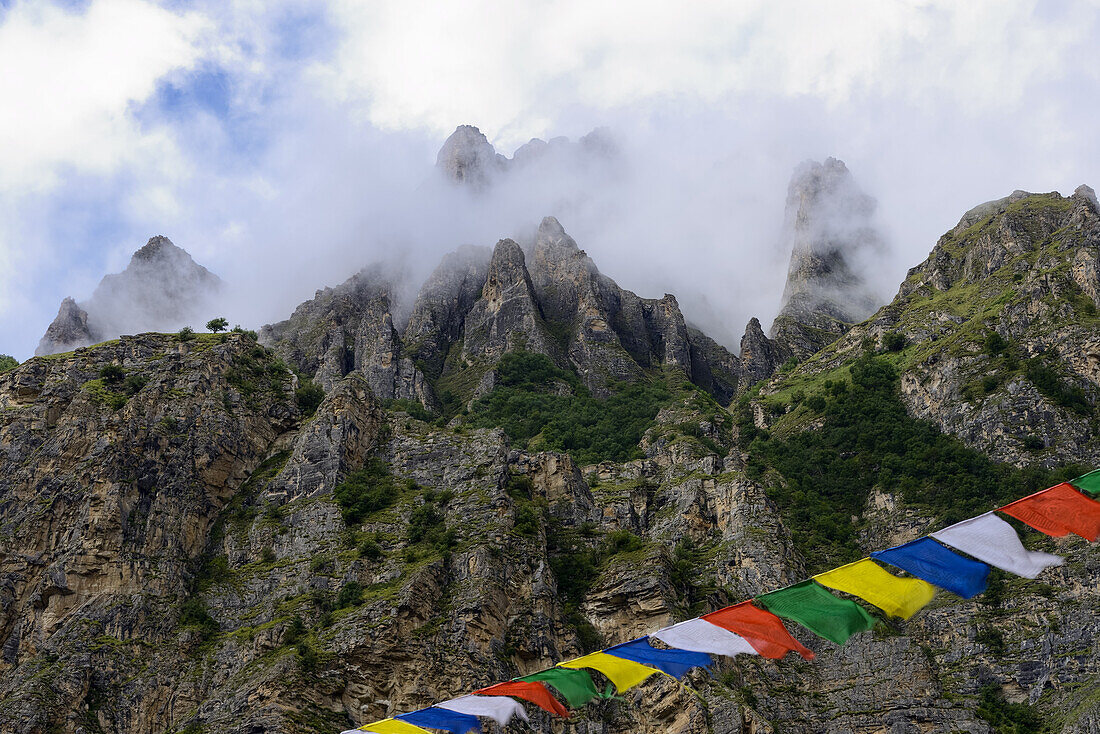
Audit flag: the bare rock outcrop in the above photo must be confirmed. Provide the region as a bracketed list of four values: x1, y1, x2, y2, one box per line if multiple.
[35, 236, 223, 356]
[770, 158, 885, 359]
[260, 266, 436, 407]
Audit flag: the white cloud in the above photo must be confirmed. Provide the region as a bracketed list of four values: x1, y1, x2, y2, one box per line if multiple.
[0, 0, 211, 354]
[319, 0, 1095, 148]
[0, 0, 209, 192]
[0, 0, 1097, 361]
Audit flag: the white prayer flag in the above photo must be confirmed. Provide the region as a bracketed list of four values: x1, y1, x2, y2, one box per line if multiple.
[437, 694, 528, 726]
[653, 617, 759, 658]
[931, 512, 1064, 579]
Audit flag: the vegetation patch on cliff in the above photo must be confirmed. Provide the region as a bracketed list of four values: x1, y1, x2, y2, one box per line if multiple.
[465, 351, 673, 465]
[745, 354, 1086, 571]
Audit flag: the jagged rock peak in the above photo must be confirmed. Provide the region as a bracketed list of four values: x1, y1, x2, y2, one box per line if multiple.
[436, 125, 620, 189]
[1076, 184, 1099, 212]
[533, 215, 584, 264]
[436, 125, 506, 187]
[771, 157, 885, 359]
[133, 235, 177, 261]
[739, 317, 790, 387]
[35, 236, 223, 356]
[35, 298, 92, 356]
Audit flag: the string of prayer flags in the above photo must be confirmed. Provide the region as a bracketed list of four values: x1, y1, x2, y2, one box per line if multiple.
[518, 668, 604, 708]
[757, 581, 876, 645]
[437, 695, 527, 727]
[999, 483, 1100, 541]
[871, 537, 991, 599]
[343, 472, 1100, 734]
[653, 618, 759, 659]
[354, 719, 433, 734]
[474, 681, 569, 717]
[813, 558, 937, 619]
[701, 601, 814, 660]
[931, 512, 1064, 579]
[558, 651, 659, 693]
[1070, 469, 1100, 497]
[602, 637, 713, 679]
[396, 708, 481, 733]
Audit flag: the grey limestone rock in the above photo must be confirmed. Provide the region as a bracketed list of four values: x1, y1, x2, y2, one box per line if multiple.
[771, 158, 885, 359]
[35, 297, 92, 356]
[35, 236, 222, 356]
[739, 316, 791, 387]
[460, 238, 561, 364]
[435, 125, 507, 188]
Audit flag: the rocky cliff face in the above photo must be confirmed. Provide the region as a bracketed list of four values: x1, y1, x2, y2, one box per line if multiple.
[770, 158, 885, 360]
[262, 217, 740, 407]
[764, 186, 1100, 469]
[36, 236, 223, 357]
[8, 180, 1100, 734]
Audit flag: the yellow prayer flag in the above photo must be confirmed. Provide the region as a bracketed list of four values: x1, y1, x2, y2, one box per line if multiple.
[360, 718, 434, 734]
[559, 651, 659, 693]
[813, 558, 936, 619]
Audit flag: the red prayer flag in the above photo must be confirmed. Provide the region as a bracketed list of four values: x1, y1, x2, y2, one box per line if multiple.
[702, 601, 814, 660]
[475, 681, 570, 717]
[999, 482, 1100, 542]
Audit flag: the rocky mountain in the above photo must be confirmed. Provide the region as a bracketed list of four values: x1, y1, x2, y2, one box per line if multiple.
[769, 157, 885, 360]
[6, 163, 1100, 733]
[436, 124, 618, 189]
[36, 236, 223, 356]
[759, 185, 1100, 468]
[260, 216, 742, 407]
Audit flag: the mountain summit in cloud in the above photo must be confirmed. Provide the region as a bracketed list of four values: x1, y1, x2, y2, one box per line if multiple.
[770, 157, 886, 358]
[435, 124, 620, 189]
[35, 236, 223, 356]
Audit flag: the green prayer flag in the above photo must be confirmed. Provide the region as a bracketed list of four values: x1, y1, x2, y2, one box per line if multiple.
[519, 667, 602, 708]
[1070, 470, 1100, 497]
[756, 581, 876, 645]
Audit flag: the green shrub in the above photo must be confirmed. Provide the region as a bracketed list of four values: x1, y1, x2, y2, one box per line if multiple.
[177, 326, 195, 341]
[985, 331, 1009, 355]
[975, 626, 1006, 656]
[296, 380, 325, 417]
[408, 502, 445, 544]
[0, 355, 17, 373]
[335, 581, 364, 608]
[358, 537, 384, 560]
[296, 640, 319, 671]
[99, 364, 125, 383]
[1025, 358, 1091, 414]
[467, 351, 672, 465]
[122, 374, 148, 395]
[178, 599, 219, 641]
[385, 398, 434, 422]
[975, 684, 1046, 733]
[283, 616, 305, 644]
[231, 325, 258, 340]
[601, 529, 644, 556]
[194, 555, 232, 591]
[513, 504, 542, 537]
[882, 331, 907, 352]
[333, 459, 402, 524]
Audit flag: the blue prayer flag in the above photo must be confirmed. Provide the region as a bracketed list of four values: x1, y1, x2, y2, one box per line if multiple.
[872, 537, 990, 599]
[603, 636, 712, 678]
[397, 707, 482, 733]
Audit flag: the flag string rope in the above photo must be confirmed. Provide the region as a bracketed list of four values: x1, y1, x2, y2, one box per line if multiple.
[342, 469, 1100, 734]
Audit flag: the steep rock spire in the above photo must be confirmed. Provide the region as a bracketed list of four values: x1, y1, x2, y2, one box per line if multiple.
[771, 158, 884, 359]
